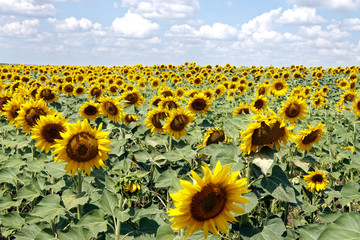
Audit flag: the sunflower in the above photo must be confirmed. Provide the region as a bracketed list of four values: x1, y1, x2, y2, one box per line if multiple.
[271, 79, 289, 97]
[250, 95, 268, 114]
[30, 114, 67, 153]
[63, 83, 74, 95]
[52, 119, 112, 176]
[121, 90, 145, 108]
[169, 161, 250, 238]
[36, 86, 58, 103]
[175, 88, 186, 99]
[214, 85, 226, 97]
[0, 90, 12, 113]
[295, 122, 325, 151]
[186, 93, 212, 115]
[278, 96, 308, 124]
[79, 100, 102, 121]
[337, 78, 349, 90]
[158, 96, 181, 111]
[150, 96, 162, 109]
[15, 99, 55, 134]
[339, 90, 357, 105]
[88, 85, 103, 99]
[312, 96, 326, 109]
[239, 110, 295, 154]
[124, 114, 139, 126]
[233, 102, 251, 116]
[352, 98, 360, 117]
[196, 128, 230, 148]
[303, 169, 328, 192]
[255, 84, 268, 97]
[145, 109, 169, 134]
[98, 96, 123, 123]
[163, 108, 195, 139]
[74, 85, 86, 97]
[2, 96, 24, 127]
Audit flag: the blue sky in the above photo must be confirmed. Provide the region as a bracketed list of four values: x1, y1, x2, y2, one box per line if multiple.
[1, 0, 360, 67]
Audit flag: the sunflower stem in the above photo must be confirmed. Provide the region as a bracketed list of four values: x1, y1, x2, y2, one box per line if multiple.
[168, 136, 172, 151]
[77, 172, 83, 220]
[115, 194, 123, 240]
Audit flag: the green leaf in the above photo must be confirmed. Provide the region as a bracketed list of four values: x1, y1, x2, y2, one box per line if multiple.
[44, 161, 66, 179]
[0, 167, 19, 184]
[0, 194, 21, 211]
[30, 194, 66, 221]
[13, 222, 48, 240]
[248, 147, 274, 175]
[251, 217, 286, 240]
[238, 192, 258, 214]
[114, 208, 130, 222]
[209, 143, 238, 165]
[260, 165, 301, 204]
[76, 209, 107, 237]
[57, 227, 93, 240]
[134, 149, 153, 162]
[339, 182, 360, 205]
[25, 154, 47, 172]
[154, 169, 178, 188]
[0, 211, 25, 229]
[15, 182, 42, 202]
[298, 223, 329, 240]
[319, 213, 360, 240]
[62, 189, 89, 210]
[98, 189, 117, 216]
[156, 224, 175, 240]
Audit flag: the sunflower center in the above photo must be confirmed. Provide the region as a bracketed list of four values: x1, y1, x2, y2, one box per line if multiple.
[252, 121, 285, 146]
[84, 105, 98, 116]
[163, 101, 178, 110]
[42, 123, 65, 143]
[302, 130, 320, 145]
[285, 103, 301, 118]
[357, 101, 360, 110]
[25, 107, 46, 127]
[344, 94, 355, 102]
[125, 93, 139, 104]
[254, 99, 264, 110]
[190, 183, 227, 221]
[91, 87, 101, 98]
[206, 130, 225, 146]
[66, 132, 98, 162]
[76, 88, 84, 94]
[0, 97, 11, 111]
[104, 102, 118, 115]
[162, 91, 173, 97]
[10, 106, 20, 118]
[191, 99, 206, 111]
[151, 112, 167, 129]
[311, 173, 324, 183]
[64, 85, 73, 92]
[40, 89, 55, 100]
[170, 114, 189, 131]
[258, 87, 266, 95]
[274, 82, 284, 90]
[125, 115, 136, 123]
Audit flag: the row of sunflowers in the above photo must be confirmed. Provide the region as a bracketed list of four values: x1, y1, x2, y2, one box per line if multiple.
[0, 63, 359, 239]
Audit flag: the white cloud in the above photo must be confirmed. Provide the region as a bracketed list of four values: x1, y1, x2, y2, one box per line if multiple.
[342, 18, 360, 31]
[48, 17, 102, 32]
[112, 11, 159, 38]
[0, 0, 55, 17]
[278, 6, 326, 24]
[0, 19, 39, 36]
[288, 0, 360, 12]
[120, 0, 200, 20]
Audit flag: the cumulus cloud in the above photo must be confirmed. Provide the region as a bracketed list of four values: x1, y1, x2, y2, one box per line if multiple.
[278, 6, 326, 24]
[288, 0, 360, 12]
[0, 19, 39, 36]
[0, 0, 56, 17]
[120, 0, 200, 20]
[342, 18, 360, 31]
[112, 11, 159, 38]
[166, 23, 238, 40]
[48, 17, 102, 32]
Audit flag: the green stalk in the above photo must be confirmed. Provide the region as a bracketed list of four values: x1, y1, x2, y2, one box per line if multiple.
[77, 172, 83, 220]
[115, 194, 123, 240]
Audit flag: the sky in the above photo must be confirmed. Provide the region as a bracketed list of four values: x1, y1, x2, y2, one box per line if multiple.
[1, 0, 360, 67]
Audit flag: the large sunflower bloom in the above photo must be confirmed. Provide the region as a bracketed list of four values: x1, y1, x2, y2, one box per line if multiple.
[278, 96, 308, 124]
[250, 95, 268, 114]
[295, 122, 325, 151]
[30, 114, 67, 153]
[163, 108, 195, 139]
[98, 96, 123, 123]
[145, 109, 169, 134]
[271, 79, 289, 97]
[239, 110, 295, 154]
[36, 86, 58, 104]
[169, 161, 250, 239]
[2, 96, 24, 127]
[79, 100, 102, 121]
[186, 92, 212, 115]
[303, 169, 329, 192]
[52, 119, 112, 176]
[352, 98, 360, 117]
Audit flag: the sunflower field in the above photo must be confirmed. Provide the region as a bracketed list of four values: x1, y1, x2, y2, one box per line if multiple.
[0, 63, 360, 239]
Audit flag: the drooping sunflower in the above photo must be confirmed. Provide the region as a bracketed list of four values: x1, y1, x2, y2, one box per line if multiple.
[30, 114, 67, 153]
[98, 96, 123, 123]
[0, 90, 12, 113]
[271, 79, 289, 97]
[278, 96, 308, 124]
[36, 86, 58, 104]
[158, 96, 181, 111]
[339, 90, 357, 106]
[145, 109, 169, 134]
[2, 96, 24, 127]
[163, 108, 195, 139]
[312, 96, 326, 109]
[233, 102, 251, 116]
[239, 110, 295, 154]
[52, 119, 112, 176]
[123, 114, 139, 126]
[352, 98, 360, 117]
[294, 122, 325, 151]
[15, 99, 55, 134]
[169, 161, 250, 239]
[250, 95, 268, 114]
[303, 169, 329, 192]
[121, 90, 145, 108]
[196, 128, 230, 148]
[186, 93, 212, 115]
[88, 85, 103, 99]
[79, 100, 102, 121]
